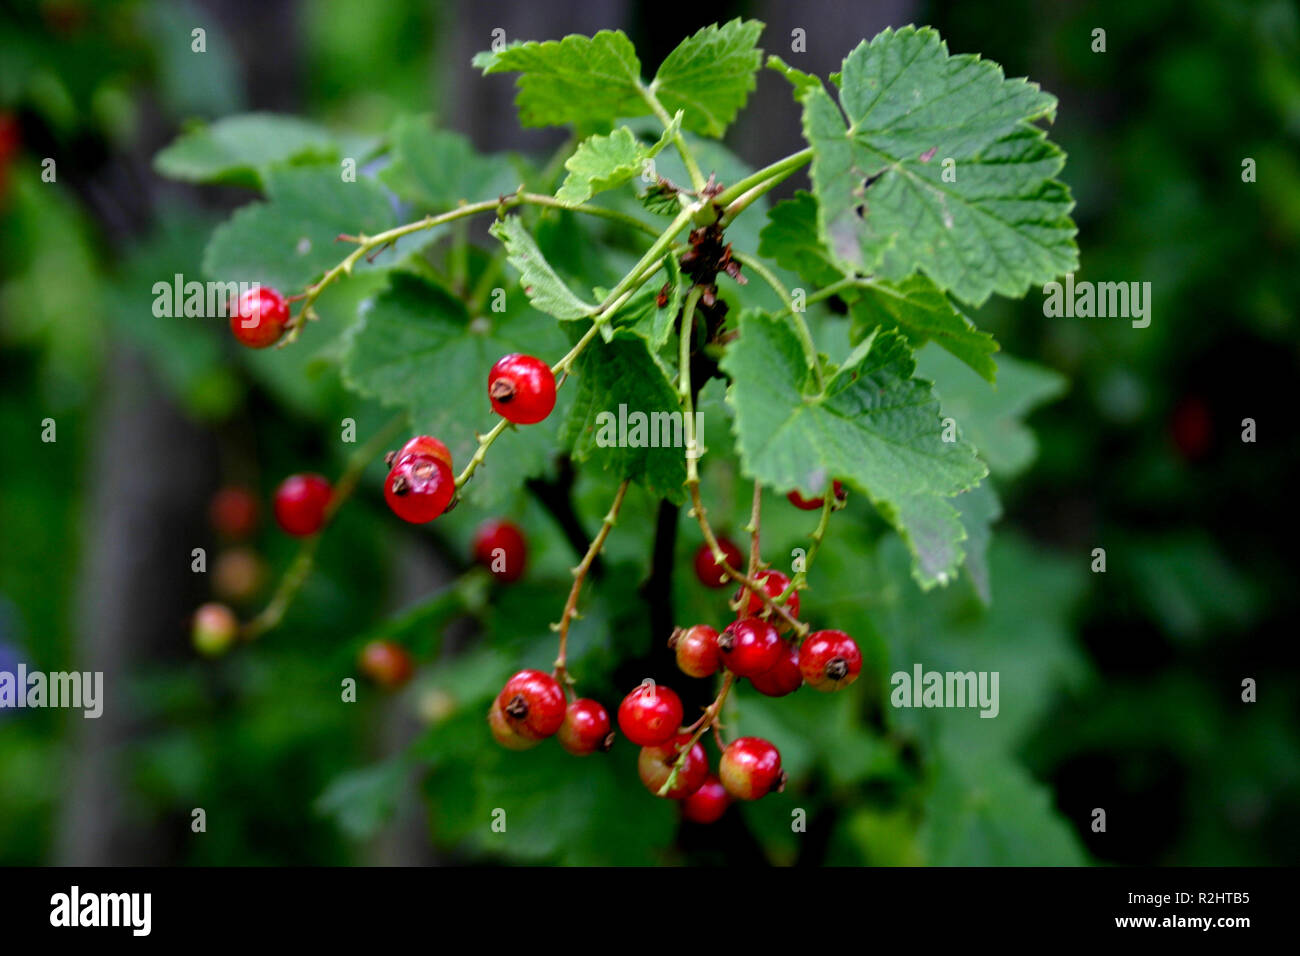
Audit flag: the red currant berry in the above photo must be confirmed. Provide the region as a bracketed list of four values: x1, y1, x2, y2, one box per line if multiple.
[1171, 396, 1213, 461]
[637, 733, 708, 799]
[669, 624, 721, 678]
[798, 629, 862, 692]
[488, 353, 556, 425]
[192, 602, 238, 657]
[389, 435, 453, 471]
[717, 617, 783, 678]
[357, 639, 414, 689]
[693, 537, 743, 588]
[472, 519, 528, 582]
[737, 570, 800, 626]
[681, 773, 731, 824]
[748, 641, 803, 697]
[489, 699, 542, 750]
[617, 683, 683, 747]
[384, 455, 454, 524]
[787, 479, 845, 511]
[209, 485, 259, 538]
[212, 547, 266, 604]
[230, 285, 289, 349]
[496, 669, 566, 740]
[719, 736, 785, 801]
[273, 473, 332, 536]
[558, 698, 614, 756]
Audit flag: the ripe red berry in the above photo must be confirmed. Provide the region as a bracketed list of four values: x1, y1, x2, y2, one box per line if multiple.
[357, 639, 415, 689]
[637, 733, 708, 799]
[273, 473, 331, 536]
[693, 537, 743, 588]
[488, 353, 556, 425]
[472, 519, 528, 582]
[192, 602, 238, 657]
[748, 641, 803, 697]
[488, 699, 541, 750]
[670, 624, 721, 678]
[617, 683, 683, 747]
[230, 285, 290, 348]
[787, 480, 845, 511]
[384, 455, 454, 524]
[738, 570, 800, 626]
[209, 485, 259, 539]
[1170, 396, 1213, 461]
[719, 736, 785, 801]
[496, 669, 566, 740]
[681, 773, 731, 824]
[558, 698, 614, 756]
[799, 629, 862, 692]
[717, 617, 783, 678]
[390, 435, 453, 471]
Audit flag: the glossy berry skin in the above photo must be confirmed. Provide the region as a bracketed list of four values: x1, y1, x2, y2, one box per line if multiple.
[209, 486, 259, 539]
[738, 570, 800, 626]
[273, 473, 332, 536]
[488, 353, 556, 425]
[472, 519, 528, 582]
[693, 538, 743, 588]
[719, 736, 785, 801]
[670, 624, 721, 679]
[799, 629, 863, 692]
[192, 602, 238, 657]
[717, 617, 783, 678]
[497, 669, 566, 740]
[558, 698, 614, 756]
[748, 641, 803, 697]
[617, 683, 683, 747]
[489, 699, 541, 751]
[637, 733, 708, 799]
[384, 455, 454, 524]
[392, 435, 452, 471]
[681, 774, 731, 824]
[357, 639, 414, 690]
[230, 286, 290, 348]
[787, 479, 845, 511]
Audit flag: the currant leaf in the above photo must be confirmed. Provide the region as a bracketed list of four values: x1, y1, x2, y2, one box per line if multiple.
[154, 113, 340, 188]
[653, 19, 764, 138]
[489, 216, 597, 320]
[379, 116, 520, 210]
[555, 117, 678, 206]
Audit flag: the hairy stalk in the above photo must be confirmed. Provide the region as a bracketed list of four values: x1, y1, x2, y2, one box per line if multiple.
[745, 481, 763, 582]
[731, 250, 824, 391]
[713, 147, 813, 211]
[243, 415, 406, 639]
[656, 671, 735, 797]
[552, 479, 631, 695]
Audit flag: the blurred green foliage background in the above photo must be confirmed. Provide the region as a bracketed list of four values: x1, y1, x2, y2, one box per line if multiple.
[1, 0, 1297, 866]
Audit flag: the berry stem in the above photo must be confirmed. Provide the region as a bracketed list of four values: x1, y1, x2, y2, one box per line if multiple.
[745, 480, 763, 583]
[243, 415, 406, 639]
[640, 82, 707, 194]
[776, 490, 838, 617]
[657, 671, 734, 797]
[552, 479, 631, 694]
[731, 250, 824, 392]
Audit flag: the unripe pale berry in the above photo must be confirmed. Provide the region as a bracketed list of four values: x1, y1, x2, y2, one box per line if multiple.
[681, 773, 731, 823]
[212, 547, 266, 604]
[488, 353, 556, 424]
[496, 669, 565, 740]
[637, 733, 708, 799]
[472, 519, 527, 582]
[558, 698, 614, 755]
[717, 617, 783, 678]
[192, 602, 238, 657]
[719, 736, 785, 800]
[273, 473, 331, 536]
[798, 629, 862, 692]
[669, 624, 721, 678]
[230, 286, 290, 349]
[693, 538, 742, 588]
[617, 683, 683, 747]
[357, 639, 414, 690]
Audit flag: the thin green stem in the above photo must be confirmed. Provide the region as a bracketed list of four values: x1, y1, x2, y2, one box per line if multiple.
[641, 83, 707, 194]
[713, 147, 813, 210]
[657, 672, 735, 797]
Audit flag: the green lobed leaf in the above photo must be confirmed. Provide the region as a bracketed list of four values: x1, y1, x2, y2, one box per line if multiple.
[652, 19, 764, 138]
[154, 113, 339, 188]
[954, 481, 1002, 604]
[473, 31, 646, 129]
[607, 254, 683, 352]
[563, 328, 687, 502]
[787, 26, 1078, 306]
[555, 118, 678, 206]
[758, 191, 845, 290]
[720, 311, 987, 588]
[379, 116, 520, 210]
[489, 216, 597, 320]
[340, 271, 569, 507]
[202, 165, 397, 291]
